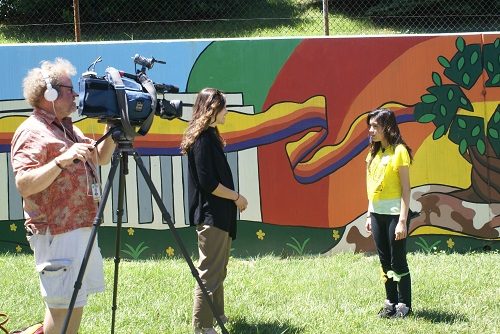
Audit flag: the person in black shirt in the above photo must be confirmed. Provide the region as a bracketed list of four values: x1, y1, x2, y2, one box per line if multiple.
[180, 88, 248, 334]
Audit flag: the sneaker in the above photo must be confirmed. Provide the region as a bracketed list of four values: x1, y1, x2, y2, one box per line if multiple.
[377, 299, 396, 318]
[194, 327, 218, 334]
[393, 302, 412, 318]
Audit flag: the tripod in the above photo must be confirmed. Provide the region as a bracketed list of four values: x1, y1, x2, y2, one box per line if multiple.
[61, 128, 229, 334]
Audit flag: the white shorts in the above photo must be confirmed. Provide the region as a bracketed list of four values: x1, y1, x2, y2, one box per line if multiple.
[28, 227, 105, 309]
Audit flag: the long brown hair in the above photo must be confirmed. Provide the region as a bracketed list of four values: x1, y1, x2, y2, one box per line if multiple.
[180, 88, 227, 155]
[367, 108, 413, 166]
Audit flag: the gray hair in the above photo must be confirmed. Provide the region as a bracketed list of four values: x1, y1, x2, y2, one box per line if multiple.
[23, 58, 76, 107]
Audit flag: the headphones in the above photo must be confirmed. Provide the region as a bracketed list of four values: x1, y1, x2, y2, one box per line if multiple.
[42, 71, 58, 102]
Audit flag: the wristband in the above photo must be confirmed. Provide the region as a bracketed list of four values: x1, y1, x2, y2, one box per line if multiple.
[54, 158, 65, 170]
[234, 193, 240, 201]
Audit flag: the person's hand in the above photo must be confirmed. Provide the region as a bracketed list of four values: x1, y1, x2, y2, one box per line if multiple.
[394, 220, 407, 240]
[234, 193, 248, 212]
[365, 217, 372, 234]
[56, 143, 94, 168]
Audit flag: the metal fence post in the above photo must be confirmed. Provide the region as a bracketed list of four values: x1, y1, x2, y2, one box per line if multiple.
[73, 0, 81, 42]
[323, 0, 329, 36]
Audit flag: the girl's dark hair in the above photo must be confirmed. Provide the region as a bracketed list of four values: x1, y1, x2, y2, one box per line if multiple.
[180, 88, 226, 155]
[366, 108, 413, 165]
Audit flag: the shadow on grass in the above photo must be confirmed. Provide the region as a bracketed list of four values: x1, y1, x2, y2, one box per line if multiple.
[228, 317, 304, 334]
[413, 308, 468, 324]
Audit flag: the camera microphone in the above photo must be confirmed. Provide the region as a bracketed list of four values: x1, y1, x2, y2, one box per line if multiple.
[133, 54, 166, 69]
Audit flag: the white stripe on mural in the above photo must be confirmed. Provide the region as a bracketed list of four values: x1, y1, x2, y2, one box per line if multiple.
[172, 156, 186, 228]
[0, 153, 8, 220]
[238, 147, 262, 222]
[149, 155, 165, 229]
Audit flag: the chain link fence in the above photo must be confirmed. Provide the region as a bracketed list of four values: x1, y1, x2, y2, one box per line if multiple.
[0, 0, 498, 43]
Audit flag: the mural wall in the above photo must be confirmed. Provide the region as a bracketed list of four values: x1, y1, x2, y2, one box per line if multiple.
[1, 33, 499, 258]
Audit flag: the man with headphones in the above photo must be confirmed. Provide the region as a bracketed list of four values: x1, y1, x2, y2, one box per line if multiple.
[10, 58, 116, 334]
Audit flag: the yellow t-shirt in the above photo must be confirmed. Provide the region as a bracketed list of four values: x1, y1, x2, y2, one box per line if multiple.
[366, 144, 410, 215]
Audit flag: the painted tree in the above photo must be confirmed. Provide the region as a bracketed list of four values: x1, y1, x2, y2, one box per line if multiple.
[414, 36, 500, 203]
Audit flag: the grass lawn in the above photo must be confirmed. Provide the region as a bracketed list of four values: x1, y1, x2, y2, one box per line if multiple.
[0, 4, 398, 44]
[0, 251, 498, 333]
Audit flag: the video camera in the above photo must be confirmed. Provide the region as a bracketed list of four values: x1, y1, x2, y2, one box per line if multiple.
[78, 55, 183, 139]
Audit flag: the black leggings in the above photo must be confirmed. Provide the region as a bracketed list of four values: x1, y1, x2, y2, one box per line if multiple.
[370, 212, 411, 307]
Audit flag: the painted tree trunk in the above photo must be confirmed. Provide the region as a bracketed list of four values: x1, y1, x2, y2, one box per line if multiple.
[451, 140, 500, 203]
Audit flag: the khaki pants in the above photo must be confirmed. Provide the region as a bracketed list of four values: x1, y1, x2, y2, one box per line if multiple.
[192, 225, 232, 329]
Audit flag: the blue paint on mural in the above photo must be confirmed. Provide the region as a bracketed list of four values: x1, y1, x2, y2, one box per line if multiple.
[0, 40, 211, 99]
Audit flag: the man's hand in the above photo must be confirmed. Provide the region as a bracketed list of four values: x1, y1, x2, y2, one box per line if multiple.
[56, 142, 95, 168]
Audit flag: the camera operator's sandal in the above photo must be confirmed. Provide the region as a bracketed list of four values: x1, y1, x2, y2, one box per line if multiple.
[0, 313, 9, 334]
[9, 322, 43, 334]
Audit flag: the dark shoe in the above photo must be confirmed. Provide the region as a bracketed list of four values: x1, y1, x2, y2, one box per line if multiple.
[377, 299, 395, 318]
[194, 327, 218, 334]
[214, 315, 228, 327]
[393, 302, 412, 318]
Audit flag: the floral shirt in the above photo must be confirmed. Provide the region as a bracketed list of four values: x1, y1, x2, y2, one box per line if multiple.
[10, 108, 98, 235]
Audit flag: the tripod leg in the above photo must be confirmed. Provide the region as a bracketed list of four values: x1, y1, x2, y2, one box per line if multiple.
[61, 151, 121, 334]
[132, 151, 229, 334]
[111, 152, 127, 334]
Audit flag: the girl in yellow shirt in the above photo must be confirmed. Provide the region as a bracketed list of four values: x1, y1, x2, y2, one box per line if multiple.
[365, 108, 413, 318]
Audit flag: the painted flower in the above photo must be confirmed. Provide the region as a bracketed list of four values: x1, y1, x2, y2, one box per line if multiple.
[16, 245, 22, 253]
[256, 229, 266, 240]
[10, 224, 17, 232]
[332, 229, 340, 240]
[166, 246, 175, 257]
[127, 227, 134, 236]
[446, 238, 455, 249]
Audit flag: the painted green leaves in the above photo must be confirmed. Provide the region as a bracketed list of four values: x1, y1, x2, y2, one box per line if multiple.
[414, 36, 500, 158]
[448, 115, 485, 155]
[286, 237, 310, 255]
[415, 237, 441, 254]
[414, 83, 472, 140]
[442, 37, 482, 89]
[122, 242, 150, 259]
[487, 105, 500, 157]
[483, 38, 500, 87]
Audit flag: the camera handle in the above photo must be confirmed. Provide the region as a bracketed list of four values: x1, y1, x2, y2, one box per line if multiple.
[61, 134, 229, 334]
[105, 67, 157, 140]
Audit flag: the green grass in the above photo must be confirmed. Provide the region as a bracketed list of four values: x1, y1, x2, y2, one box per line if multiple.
[1, 252, 499, 333]
[0, 2, 399, 44]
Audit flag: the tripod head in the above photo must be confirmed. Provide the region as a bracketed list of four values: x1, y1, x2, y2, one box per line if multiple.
[93, 121, 135, 147]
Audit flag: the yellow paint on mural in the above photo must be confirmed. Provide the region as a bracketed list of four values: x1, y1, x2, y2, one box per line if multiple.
[303, 112, 368, 164]
[286, 131, 319, 155]
[0, 116, 26, 132]
[148, 117, 187, 135]
[220, 96, 325, 133]
[411, 135, 471, 188]
[411, 225, 500, 241]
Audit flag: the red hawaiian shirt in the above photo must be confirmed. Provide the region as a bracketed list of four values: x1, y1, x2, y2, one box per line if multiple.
[11, 108, 99, 235]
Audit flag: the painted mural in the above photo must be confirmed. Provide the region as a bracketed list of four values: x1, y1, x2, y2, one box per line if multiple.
[0, 33, 499, 259]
